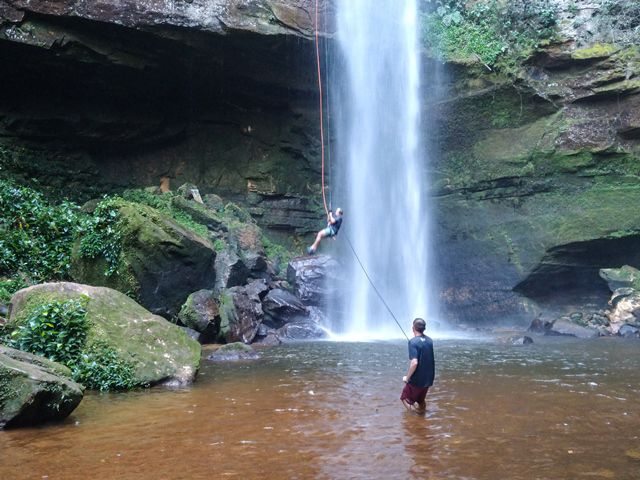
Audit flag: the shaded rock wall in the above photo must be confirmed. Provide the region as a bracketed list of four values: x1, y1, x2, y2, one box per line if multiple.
[0, 0, 333, 240]
[431, 40, 640, 323]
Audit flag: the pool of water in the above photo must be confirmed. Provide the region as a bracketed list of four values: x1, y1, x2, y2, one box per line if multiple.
[1, 337, 640, 479]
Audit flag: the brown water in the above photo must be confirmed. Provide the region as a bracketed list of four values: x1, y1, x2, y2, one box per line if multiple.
[1, 337, 640, 480]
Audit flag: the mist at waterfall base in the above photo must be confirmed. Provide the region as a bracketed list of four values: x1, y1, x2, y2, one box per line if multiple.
[325, 0, 442, 340]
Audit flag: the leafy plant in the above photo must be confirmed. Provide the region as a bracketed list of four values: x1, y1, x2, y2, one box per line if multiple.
[0, 276, 28, 304]
[0, 180, 81, 282]
[422, 0, 559, 70]
[78, 197, 124, 276]
[72, 341, 138, 391]
[6, 298, 89, 365]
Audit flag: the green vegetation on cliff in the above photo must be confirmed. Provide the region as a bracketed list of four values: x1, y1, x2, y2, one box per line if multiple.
[422, 0, 558, 69]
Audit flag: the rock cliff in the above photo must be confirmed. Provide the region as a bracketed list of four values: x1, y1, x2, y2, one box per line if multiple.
[2, 0, 639, 324]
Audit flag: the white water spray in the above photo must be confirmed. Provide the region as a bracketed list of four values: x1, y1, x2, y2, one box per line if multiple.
[334, 0, 437, 338]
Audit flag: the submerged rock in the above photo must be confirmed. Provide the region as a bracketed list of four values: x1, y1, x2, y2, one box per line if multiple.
[207, 342, 260, 361]
[618, 324, 640, 338]
[8, 283, 201, 386]
[508, 335, 534, 345]
[277, 317, 328, 341]
[0, 345, 83, 429]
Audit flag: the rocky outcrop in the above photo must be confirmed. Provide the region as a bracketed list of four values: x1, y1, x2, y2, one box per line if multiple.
[0, 345, 83, 428]
[218, 279, 268, 343]
[8, 283, 201, 386]
[178, 289, 220, 342]
[287, 255, 341, 306]
[432, 40, 640, 323]
[262, 288, 308, 328]
[71, 201, 216, 318]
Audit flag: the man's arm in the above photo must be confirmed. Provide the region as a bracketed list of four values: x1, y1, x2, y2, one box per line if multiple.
[403, 358, 419, 383]
[328, 211, 336, 224]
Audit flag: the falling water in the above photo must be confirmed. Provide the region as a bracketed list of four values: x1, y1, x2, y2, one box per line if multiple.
[334, 0, 437, 337]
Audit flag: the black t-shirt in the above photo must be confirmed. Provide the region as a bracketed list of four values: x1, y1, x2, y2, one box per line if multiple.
[408, 335, 435, 388]
[331, 215, 343, 234]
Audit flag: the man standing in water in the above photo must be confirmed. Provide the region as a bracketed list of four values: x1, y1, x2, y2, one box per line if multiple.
[401, 318, 435, 413]
[307, 208, 343, 254]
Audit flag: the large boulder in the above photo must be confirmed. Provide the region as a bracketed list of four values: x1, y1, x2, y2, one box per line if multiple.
[599, 266, 640, 292]
[218, 279, 268, 343]
[262, 288, 308, 328]
[213, 249, 249, 295]
[72, 201, 216, 318]
[605, 291, 640, 334]
[287, 255, 341, 306]
[0, 345, 83, 429]
[177, 289, 220, 342]
[8, 283, 201, 386]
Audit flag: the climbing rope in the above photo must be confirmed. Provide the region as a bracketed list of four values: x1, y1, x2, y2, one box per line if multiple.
[343, 234, 410, 340]
[314, 0, 329, 216]
[313, 1, 409, 341]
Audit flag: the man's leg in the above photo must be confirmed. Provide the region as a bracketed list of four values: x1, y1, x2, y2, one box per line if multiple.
[309, 230, 327, 253]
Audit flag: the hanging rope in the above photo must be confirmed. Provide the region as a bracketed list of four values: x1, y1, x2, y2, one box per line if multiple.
[314, 0, 329, 216]
[343, 234, 410, 340]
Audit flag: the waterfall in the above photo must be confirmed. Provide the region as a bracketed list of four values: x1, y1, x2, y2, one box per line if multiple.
[333, 0, 438, 338]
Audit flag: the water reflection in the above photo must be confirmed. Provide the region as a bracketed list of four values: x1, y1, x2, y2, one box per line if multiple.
[1, 338, 639, 479]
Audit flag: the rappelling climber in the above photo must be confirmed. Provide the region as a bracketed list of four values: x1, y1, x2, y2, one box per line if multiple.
[307, 207, 343, 254]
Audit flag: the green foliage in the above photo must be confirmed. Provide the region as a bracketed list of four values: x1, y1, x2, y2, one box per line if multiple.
[72, 341, 138, 391]
[262, 235, 294, 276]
[0, 276, 28, 304]
[0, 180, 81, 282]
[422, 0, 559, 69]
[120, 189, 209, 238]
[6, 298, 89, 365]
[3, 297, 139, 391]
[78, 197, 124, 276]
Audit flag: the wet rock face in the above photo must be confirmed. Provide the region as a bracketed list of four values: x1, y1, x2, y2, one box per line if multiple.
[218, 279, 268, 343]
[287, 255, 341, 306]
[433, 41, 640, 323]
[262, 288, 308, 328]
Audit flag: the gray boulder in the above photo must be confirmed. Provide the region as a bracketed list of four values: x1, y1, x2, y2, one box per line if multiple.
[618, 324, 640, 338]
[277, 318, 328, 341]
[0, 346, 83, 429]
[219, 280, 268, 343]
[178, 289, 220, 342]
[213, 249, 250, 295]
[287, 255, 341, 306]
[262, 288, 308, 328]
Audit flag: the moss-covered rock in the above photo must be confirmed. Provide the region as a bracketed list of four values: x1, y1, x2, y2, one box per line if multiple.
[0, 345, 83, 429]
[218, 279, 268, 344]
[8, 283, 201, 386]
[177, 289, 220, 341]
[71, 201, 216, 318]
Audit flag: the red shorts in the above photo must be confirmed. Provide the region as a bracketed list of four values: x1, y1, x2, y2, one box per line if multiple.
[400, 383, 429, 405]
